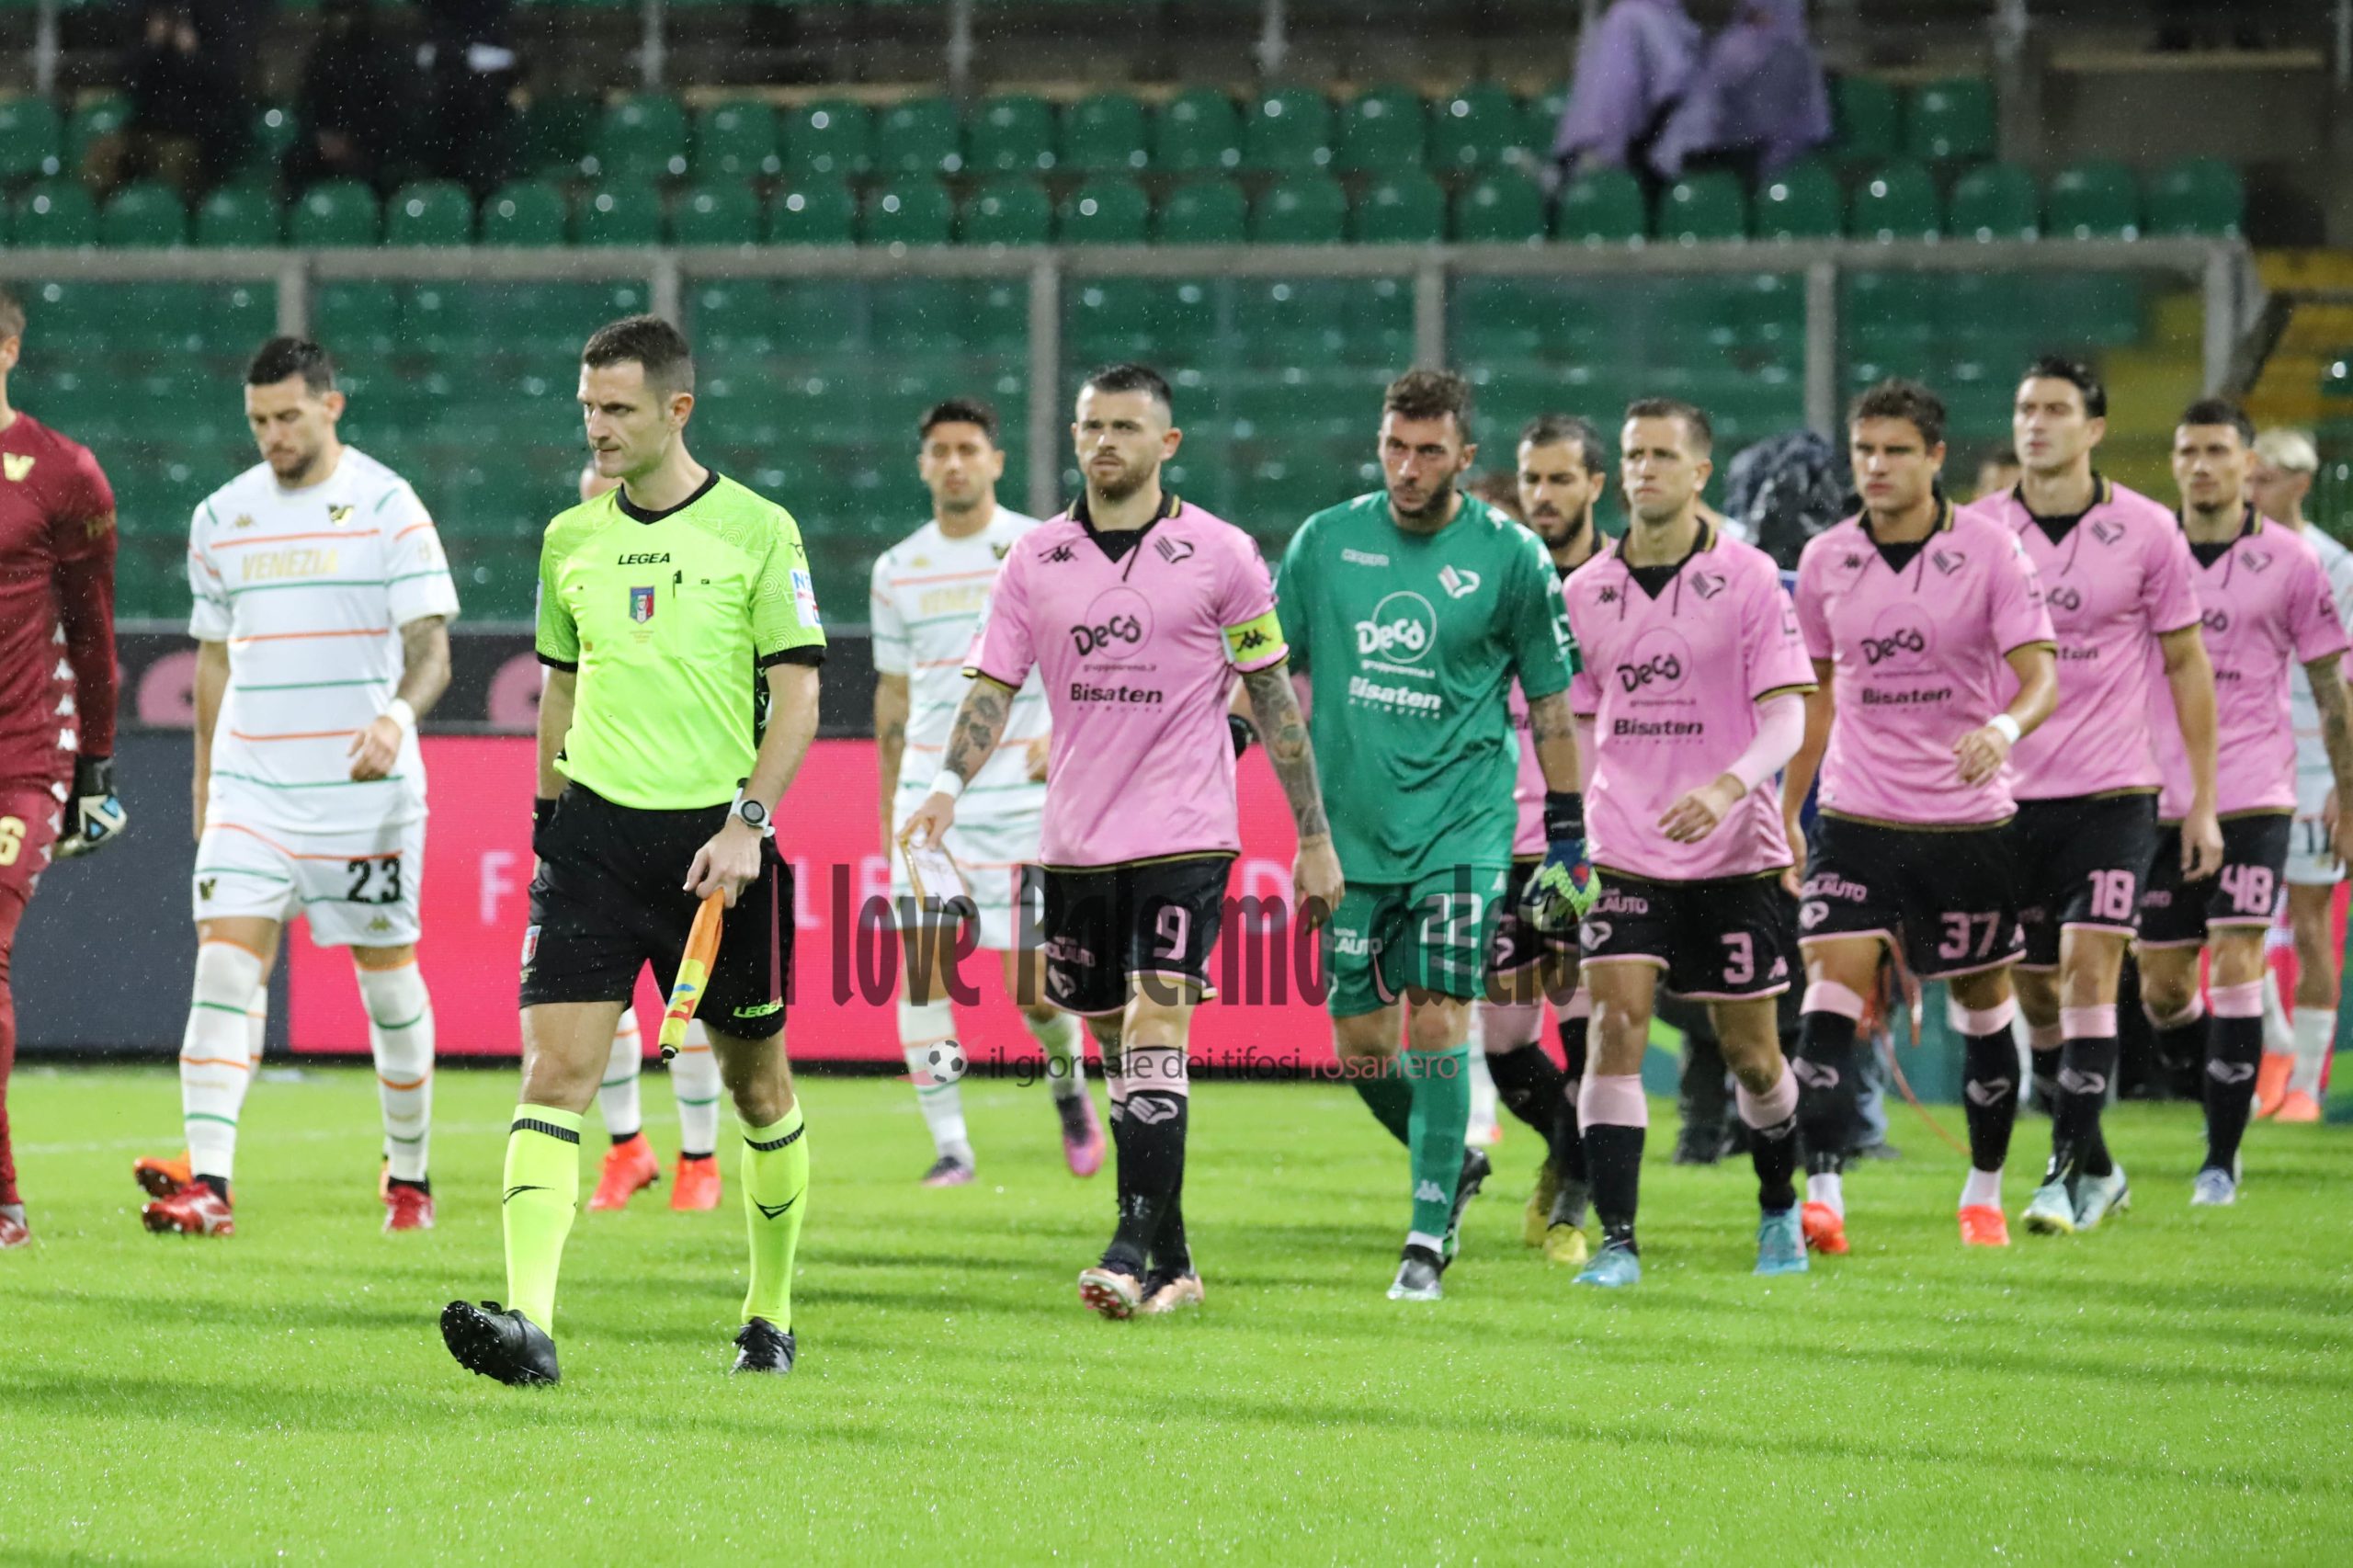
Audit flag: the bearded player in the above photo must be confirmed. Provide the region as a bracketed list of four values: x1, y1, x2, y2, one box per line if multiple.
[0, 285, 126, 1251]
[2139, 402, 2353, 1207]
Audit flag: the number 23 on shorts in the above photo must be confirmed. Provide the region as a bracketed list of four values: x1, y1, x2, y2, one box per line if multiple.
[346, 855, 404, 905]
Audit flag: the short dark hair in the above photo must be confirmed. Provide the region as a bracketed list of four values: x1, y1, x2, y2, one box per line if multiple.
[2177, 397, 2256, 447]
[920, 398, 999, 445]
[246, 335, 336, 393]
[2020, 355, 2106, 419]
[582, 313, 695, 395]
[1080, 361, 1173, 415]
[1848, 378, 1948, 450]
[1624, 397, 1713, 456]
[1464, 470, 1527, 521]
[0, 285, 22, 345]
[1518, 413, 1606, 473]
[1383, 369, 1474, 441]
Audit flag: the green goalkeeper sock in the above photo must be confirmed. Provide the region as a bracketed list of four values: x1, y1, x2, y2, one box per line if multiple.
[741, 1102, 809, 1328]
[1352, 1056, 1413, 1146]
[1404, 1044, 1472, 1245]
[501, 1104, 582, 1330]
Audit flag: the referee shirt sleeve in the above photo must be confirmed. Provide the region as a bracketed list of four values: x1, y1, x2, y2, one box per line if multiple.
[753, 505, 828, 667]
[535, 517, 578, 671]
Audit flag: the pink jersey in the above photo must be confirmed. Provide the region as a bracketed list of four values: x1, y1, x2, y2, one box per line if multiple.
[2151, 511, 2348, 820]
[1508, 679, 1543, 857]
[1795, 503, 2055, 827]
[966, 496, 1285, 868]
[1565, 525, 1814, 881]
[1965, 478, 2200, 801]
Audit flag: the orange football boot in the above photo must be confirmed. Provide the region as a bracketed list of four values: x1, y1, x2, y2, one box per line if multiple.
[588, 1132, 660, 1210]
[1958, 1205, 2011, 1247]
[670, 1153, 722, 1211]
[133, 1152, 192, 1199]
[1801, 1200, 1849, 1255]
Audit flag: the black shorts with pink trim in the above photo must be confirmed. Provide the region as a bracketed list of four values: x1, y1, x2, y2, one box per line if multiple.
[1040, 853, 1231, 1016]
[1798, 813, 2023, 981]
[2008, 792, 2159, 970]
[1488, 858, 1577, 979]
[1578, 870, 1795, 1001]
[2138, 812, 2290, 949]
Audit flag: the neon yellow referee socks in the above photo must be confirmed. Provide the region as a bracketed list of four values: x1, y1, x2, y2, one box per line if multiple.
[502, 1105, 582, 1330]
[740, 1102, 809, 1328]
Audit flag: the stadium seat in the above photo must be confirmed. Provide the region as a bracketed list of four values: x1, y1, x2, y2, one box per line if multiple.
[1336, 83, 1427, 172]
[574, 183, 664, 246]
[694, 99, 779, 180]
[480, 180, 568, 246]
[95, 181, 183, 248]
[1429, 83, 1520, 171]
[1154, 88, 1241, 173]
[2046, 160, 2140, 239]
[671, 181, 760, 245]
[522, 93, 598, 177]
[1521, 83, 1569, 160]
[1450, 171, 1543, 243]
[1058, 177, 1149, 244]
[1753, 158, 1841, 240]
[971, 94, 1056, 174]
[1061, 92, 1149, 173]
[1947, 161, 2039, 241]
[63, 96, 129, 171]
[385, 180, 474, 245]
[1842, 269, 1938, 362]
[1553, 167, 1645, 243]
[861, 179, 952, 246]
[1657, 171, 1746, 243]
[1830, 75, 1900, 164]
[786, 98, 872, 178]
[1904, 78, 1995, 162]
[313, 281, 402, 358]
[0, 97, 61, 184]
[246, 104, 298, 179]
[876, 96, 963, 176]
[1847, 161, 1939, 241]
[589, 93, 688, 181]
[291, 180, 379, 245]
[960, 177, 1051, 245]
[2144, 157, 2244, 237]
[1245, 87, 1334, 171]
[1153, 178, 1246, 244]
[1065, 278, 1162, 362]
[1251, 176, 1347, 244]
[767, 183, 856, 244]
[1353, 172, 1446, 244]
[194, 182, 281, 246]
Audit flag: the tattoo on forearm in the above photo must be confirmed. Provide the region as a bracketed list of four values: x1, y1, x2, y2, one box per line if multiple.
[1243, 663, 1330, 839]
[2315, 670, 2353, 795]
[1526, 690, 1582, 789]
[942, 681, 1012, 782]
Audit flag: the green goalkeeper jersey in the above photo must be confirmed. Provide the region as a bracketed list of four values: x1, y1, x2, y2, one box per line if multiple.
[1278, 490, 1576, 883]
[536, 472, 826, 811]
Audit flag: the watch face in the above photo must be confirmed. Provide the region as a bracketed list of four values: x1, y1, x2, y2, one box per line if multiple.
[740, 799, 767, 826]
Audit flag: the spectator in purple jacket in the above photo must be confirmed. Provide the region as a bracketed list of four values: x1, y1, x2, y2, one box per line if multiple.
[1651, 0, 1833, 182]
[1549, 0, 1703, 180]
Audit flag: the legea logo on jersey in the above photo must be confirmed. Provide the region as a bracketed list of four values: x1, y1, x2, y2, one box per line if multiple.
[1438, 565, 1481, 599]
[1616, 627, 1691, 694]
[629, 585, 656, 623]
[1861, 605, 1933, 667]
[1356, 591, 1437, 664]
[1071, 586, 1152, 657]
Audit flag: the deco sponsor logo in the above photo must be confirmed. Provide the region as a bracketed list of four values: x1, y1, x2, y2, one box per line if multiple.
[1070, 586, 1153, 657]
[1355, 590, 1437, 664]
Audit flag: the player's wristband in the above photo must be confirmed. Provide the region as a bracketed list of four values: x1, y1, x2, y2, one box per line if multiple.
[1988, 713, 2021, 745]
[73, 754, 113, 800]
[384, 698, 417, 733]
[928, 772, 967, 803]
[1542, 790, 1585, 844]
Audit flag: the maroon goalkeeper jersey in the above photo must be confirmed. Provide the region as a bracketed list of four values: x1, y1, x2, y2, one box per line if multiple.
[0, 410, 118, 783]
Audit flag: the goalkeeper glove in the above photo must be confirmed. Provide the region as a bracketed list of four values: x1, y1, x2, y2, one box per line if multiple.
[1522, 790, 1597, 935]
[51, 755, 127, 859]
[1229, 712, 1257, 757]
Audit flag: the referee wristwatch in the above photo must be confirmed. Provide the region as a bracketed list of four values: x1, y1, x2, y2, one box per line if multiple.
[730, 788, 776, 839]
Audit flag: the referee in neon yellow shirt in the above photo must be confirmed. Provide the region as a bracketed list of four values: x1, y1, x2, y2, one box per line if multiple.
[441, 316, 825, 1384]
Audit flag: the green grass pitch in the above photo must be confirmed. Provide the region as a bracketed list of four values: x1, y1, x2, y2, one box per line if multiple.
[2, 1063, 2349, 1563]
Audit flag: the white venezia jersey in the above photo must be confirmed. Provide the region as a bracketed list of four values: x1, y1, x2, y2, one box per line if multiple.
[870, 506, 1049, 821]
[188, 447, 460, 833]
[2290, 523, 2353, 788]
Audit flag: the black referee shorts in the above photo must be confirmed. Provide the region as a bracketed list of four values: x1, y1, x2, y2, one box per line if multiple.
[519, 784, 791, 1040]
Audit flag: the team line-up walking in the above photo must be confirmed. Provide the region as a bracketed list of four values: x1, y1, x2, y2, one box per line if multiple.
[0, 282, 2341, 1385]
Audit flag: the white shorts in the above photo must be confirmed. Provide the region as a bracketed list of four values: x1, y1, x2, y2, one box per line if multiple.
[890, 795, 1041, 951]
[2285, 770, 2342, 888]
[193, 816, 425, 948]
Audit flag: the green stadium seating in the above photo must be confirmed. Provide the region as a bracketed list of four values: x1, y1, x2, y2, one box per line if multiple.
[1553, 167, 1645, 243]
[861, 179, 952, 245]
[1065, 278, 1159, 361]
[1353, 171, 1446, 243]
[574, 182, 664, 246]
[386, 180, 474, 245]
[99, 181, 186, 247]
[1058, 177, 1149, 244]
[960, 177, 1051, 245]
[1830, 75, 1899, 163]
[589, 93, 689, 181]
[1429, 83, 1519, 171]
[672, 181, 760, 244]
[63, 97, 129, 171]
[1842, 269, 1938, 363]
[481, 180, 568, 246]
[2144, 157, 2244, 237]
[1336, 84, 1426, 172]
[1450, 171, 1543, 243]
[313, 282, 401, 358]
[1847, 160, 1938, 240]
[787, 99, 871, 178]
[1753, 158, 1840, 240]
[195, 181, 280, 246]
[971, 95, 1055, 174]
[1657, 171, 1746, 243]
[522, 94, 597, 176]
[1904, 78, 1995, 162]
[876, 96, 963, 176]
[767, 183, 856, 244]
[2046, 160, 2139, 239]
[695, 99, 780, 180]
[1947, 161, 2039, 240]
[291, 180, 379, 244]
[247, 104, 297, 177]
[1522, 83, 1569, 160]
[0, 97, 61, 183]
[1061, 92, 1148, 173]
[1154, 88, 1241, 173]
[1154, 178, 1245, 244]
[1245, 87, 1334, 171]
[1250, 176, 1347, 244]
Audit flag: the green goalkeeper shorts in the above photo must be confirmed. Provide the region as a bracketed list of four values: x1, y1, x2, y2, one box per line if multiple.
[1323, 864, 1510, 1018]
